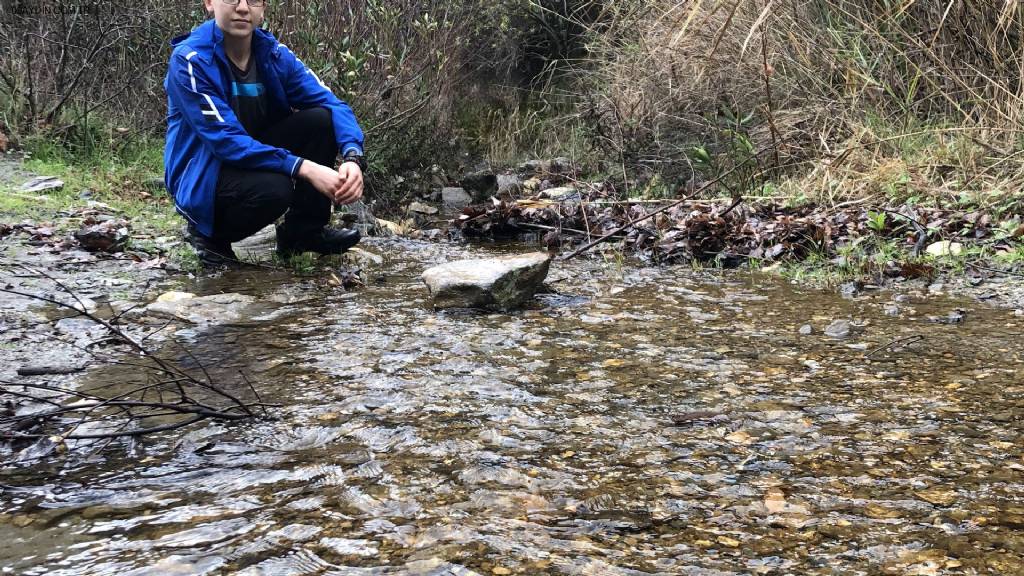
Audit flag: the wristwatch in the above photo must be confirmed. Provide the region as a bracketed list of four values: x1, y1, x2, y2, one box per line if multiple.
[342, 150, 367, 173]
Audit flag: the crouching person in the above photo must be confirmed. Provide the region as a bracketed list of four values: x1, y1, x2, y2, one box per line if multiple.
[164, 0, 368, 267]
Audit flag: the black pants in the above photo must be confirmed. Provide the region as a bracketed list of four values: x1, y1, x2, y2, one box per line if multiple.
[212, 107, 336, 243]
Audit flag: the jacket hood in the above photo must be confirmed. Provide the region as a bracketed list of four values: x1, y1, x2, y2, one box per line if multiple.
[169, 19, 277, 53]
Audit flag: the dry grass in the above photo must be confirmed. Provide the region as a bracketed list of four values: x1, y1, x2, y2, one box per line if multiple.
[565, 0, 1024, 208]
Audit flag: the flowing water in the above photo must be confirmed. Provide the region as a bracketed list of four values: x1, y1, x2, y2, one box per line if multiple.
[2, 240, 1023, 575]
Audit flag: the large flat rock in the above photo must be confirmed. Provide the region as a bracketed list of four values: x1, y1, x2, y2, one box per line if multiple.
[421, 252, 552, 310]
[144, 291, 257, 325]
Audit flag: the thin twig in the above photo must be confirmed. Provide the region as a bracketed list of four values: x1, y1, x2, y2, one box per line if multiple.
[865, 335, 925, 359]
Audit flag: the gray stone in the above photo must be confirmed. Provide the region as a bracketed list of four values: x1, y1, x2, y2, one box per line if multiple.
[550, 156, 573, 173]
[798, 324, 813, 335]
[20, 176, 63, 193]
[421, 252, 553, 310]
[460, 171, 498, 202]
[883, 304, 901, 317]
[824, 319, 854, 339]
[839, 282, 861, 298]
[441, 187, 473, 211]
[496, 174, 523, 196]
[518, 159, 548, 174]
[145, 292, 257, 324]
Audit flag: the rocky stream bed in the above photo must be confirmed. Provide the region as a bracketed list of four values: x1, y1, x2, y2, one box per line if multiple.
[1, 226, 1023, 574]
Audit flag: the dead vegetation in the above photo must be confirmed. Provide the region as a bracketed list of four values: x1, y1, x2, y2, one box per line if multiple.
[456, 191, 1024, 271]
[562, 1, 1024, 207]
[0, 264, 274, 462]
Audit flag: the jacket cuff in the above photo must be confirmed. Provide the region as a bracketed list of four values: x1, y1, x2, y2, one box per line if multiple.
[286, 155, 304, 177]
[341, 143, 363, 157]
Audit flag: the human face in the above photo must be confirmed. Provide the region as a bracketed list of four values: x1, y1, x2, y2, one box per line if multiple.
[203, 0, 263, 39]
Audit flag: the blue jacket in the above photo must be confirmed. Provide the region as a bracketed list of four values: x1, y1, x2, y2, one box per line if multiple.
[163, 20, 364, 237]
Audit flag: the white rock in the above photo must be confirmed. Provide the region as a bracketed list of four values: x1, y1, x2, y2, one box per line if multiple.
[422, 252, 553, 310]
[540, 186, 580, 201]
[925, 241, 963, 257]
[146, 292, 256, 324]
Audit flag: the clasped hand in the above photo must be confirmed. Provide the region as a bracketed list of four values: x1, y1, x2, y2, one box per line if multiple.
[298, 160, 363, 205]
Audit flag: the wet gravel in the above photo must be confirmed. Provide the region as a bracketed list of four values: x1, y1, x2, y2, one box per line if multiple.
[1, 238, 1023, 575]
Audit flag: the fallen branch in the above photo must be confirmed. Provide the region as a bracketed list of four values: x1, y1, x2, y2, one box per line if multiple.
[0, 264, 274, 457]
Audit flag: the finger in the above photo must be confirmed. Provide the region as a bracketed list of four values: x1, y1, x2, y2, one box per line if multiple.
[337, 174, 359, 201]
[349, 180, 364, 201]
[336, 187, 357, 205]
[338, 183, 361, 205]
[334, 185, 355, 205]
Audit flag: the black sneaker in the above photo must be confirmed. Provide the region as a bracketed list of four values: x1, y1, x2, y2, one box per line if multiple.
[276, 225, 361, 259]
[185, 225, 239, 268]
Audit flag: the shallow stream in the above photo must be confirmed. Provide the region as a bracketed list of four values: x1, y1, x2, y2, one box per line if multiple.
[2, 240, 1023, 575]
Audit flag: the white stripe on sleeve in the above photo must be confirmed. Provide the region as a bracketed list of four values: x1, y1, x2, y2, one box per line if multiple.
[185, 51, 224, 123]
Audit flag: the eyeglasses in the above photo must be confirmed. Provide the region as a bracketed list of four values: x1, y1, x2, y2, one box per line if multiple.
[221, 0, 266, 7]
